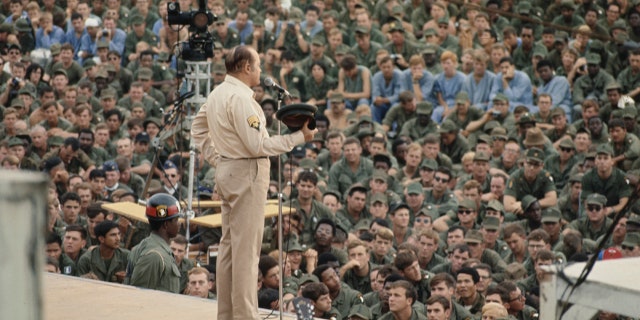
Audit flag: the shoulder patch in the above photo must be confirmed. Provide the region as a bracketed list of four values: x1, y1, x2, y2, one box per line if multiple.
[247, 115, 260, 131]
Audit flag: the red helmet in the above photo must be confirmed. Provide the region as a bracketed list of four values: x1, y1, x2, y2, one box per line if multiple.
[145, 193, 181, 221]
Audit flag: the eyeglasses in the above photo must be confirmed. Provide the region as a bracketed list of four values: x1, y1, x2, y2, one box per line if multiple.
[484, 229, 498, 233]
[587, 205, 603, 212]
[622, 245, 635, 251]
[415, 218, 431, 223]
[509, 294, 524, 302]
[434, 176, 449, 183]
[560, 147, 573, 153]
[458, 209, 474, 215]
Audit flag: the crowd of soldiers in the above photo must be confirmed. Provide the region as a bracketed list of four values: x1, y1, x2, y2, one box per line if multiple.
[2, 0, 640, 319]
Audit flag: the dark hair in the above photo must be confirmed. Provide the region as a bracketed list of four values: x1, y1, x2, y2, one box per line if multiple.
[499, 56, 514, 65]
[426, 295, 451, 310]
[305, 4, 320, 15]
[430, 272, 455, 288]
[61, 192, 81, 205]
[486, 286, 509, 303]
[94, 220, 119, 239]
[301, 282, 329, 302]
[310, 60, 327, 74]
[257, 288, 279, 309]
[280, 50, 296, 62]
[104, 109, 123, 122]
[388, 280, 417, 304]
[536, 59, 553, 71]
[71, 12, 83, 21]
[456, 267, 480, 283]
[312, 264, 334, 281]
[46, 232, 62, 245]
[297, 170, 318, 185]
[394, 251, 418, 270]
[339, 54, 357, 70]
[86, 202, 107, 219]
[371, 217, 390, 229]
[89, 169, 106, 180]
[225, 45, 256, 74]
[26, 63, 44, 82]
[315, 218, 336, 236]
[65, 224, 88, 240]
[78, 128, 94, 140]
[609, 118, 626, 130]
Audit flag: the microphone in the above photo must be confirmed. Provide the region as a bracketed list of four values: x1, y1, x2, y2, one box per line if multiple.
[264, 77, 290, 96]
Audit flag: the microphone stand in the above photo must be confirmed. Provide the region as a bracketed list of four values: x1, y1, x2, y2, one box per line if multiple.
[276, 89, 286, 320]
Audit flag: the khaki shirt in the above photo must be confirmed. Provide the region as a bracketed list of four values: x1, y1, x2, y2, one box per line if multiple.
[192, 75, 305, 166]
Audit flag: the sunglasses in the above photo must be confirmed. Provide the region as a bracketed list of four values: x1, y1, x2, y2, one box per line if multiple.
[415, 218, 431, 223]
[587, 205, 602, 212]
[622, 245, 635, 251]
[560, 147, 573, 152]
[434, 176, 449, 183]
[458, 209, 474, 215]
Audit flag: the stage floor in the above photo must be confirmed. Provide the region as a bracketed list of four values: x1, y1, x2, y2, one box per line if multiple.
[43, 273, 300, 320]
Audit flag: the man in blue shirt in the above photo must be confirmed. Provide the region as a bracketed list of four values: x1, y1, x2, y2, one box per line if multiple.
[35, 12, 64, 49]
[228, 10, 253, 45]
[536, 59, 573, 121]
[490, 56, 533, 111]
[371, 55, 404, 123]
[64, 13, 88, 61]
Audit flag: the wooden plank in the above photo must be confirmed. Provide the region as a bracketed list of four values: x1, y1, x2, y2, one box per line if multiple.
[190, 205, 296, 228]
[101, 202, 295, 228]
[43, 273, 300, 320]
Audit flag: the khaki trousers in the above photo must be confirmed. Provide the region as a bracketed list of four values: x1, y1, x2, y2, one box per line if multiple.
[215, 158, 270, 320]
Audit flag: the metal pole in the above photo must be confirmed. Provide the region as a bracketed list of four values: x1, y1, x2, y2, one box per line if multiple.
[276, 92, 284, 320]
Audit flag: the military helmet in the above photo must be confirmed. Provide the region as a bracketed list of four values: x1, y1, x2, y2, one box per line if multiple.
[145, 193, 181, 221]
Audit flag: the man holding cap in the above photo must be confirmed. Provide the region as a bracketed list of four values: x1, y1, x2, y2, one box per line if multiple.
[503, 148, 557, 215]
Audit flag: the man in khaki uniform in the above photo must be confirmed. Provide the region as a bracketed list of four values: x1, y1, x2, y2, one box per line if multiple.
[191, 45, 316, 320]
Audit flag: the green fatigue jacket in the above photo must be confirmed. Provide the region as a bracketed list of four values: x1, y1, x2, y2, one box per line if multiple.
[611, 133, 640, 171]
[304, 75, 338, 110]
[84, 146, 110, 168]
[60, 253, 80, 276]
[126, 172, 147, 198]
[457, 292, 485, 316]
[617, 67, 640, 100]
[446, 108, 484, 135]
[481, 249, 508, 283]
[313, 244, 350, 266]
[363, 291, 380, 307]
[512, 43, 548, 71]
[424, 189, 458, 217]
[572, 71, 615, 105]
[423, 253, 446, 273]
[456, 174, 491, 193]
[383, 40, 420, 62]
[431, 261, 456, 278]
[568, 217, 614, 241]
[490, 157, 519, 176]
[245, 31, 277, 54]
[343, 262, 376, 295]
[370, 252, 395, 266]
[580, 167, 632, 208]
[283, 67, 309, 101]
[124, 30, 158, 63]
[516, 305, 540, 320]
[450, 301, 474, 320]
[328, 156, 375, 195]
[316, 150, 342, 173]
[43, 149, 95, 175]
[503, 250, 530, 265]
[177, 258, 195, 293]
[504, 168, 556, 201]
[545, 126, 577, 144]
[350, 41, 383, 69]
[39, 117, 73, 131]
[52, 61, 84, 85]
[517, 274, 539, 297]
[336, 207, 372, 233]
[491, 240, 512, 260]
[298, 55, 338, 79]
[332, 286, 364, 320]
[382, 104, 417, 133]
[543, 154, 580, 191]
[399, 118, 439, 142]
[291, 198, 335, 245]
[117, 95, 161, 118]
[125, 233, 181, 293]
[77, 246, 130, 282]
[410, 6, 432, 38]
[378, 309, 427, 320]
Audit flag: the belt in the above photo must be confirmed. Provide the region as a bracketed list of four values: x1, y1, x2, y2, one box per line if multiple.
[220, 155, 268, 160]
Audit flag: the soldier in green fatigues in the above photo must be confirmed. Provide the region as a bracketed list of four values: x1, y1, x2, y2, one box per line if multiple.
[170, 235, 195, 293]
[384, 22, 420, 70]
[42, 137, 96, 176]
[350, 25, 382, 68]
[125, 194, 181, 293]
[399, 101, 439, 142]
[439, 119, 470, 165]
[503, 148, 557, 216]
[455, 267, 485, 315]
[327, 137, 374, 196]
[580, 144, 632, 216]
[77, 221, 130, 282]
[608, 118, 640, 171]
[544, 139, 580, 190]
[290, 171, 336, 245]
[135, 67, 166, 107]
[616, 50, 640, 101]
[342, 240, 376, 295]
[314, 264, 364, 319]
[123, 15, 158, 64]
[568, 193, 613, 241]
[382, 91, 417, 134]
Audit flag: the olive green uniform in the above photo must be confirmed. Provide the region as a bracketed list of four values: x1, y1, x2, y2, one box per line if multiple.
[567, 217, 613, 241]
[617, 67, 640, 100]
[610, 133, 640, 171]
[342, 262, 375, 295]
[350, 41, 383, 68]
[332, 285, 364, 319]
[290, 198, 335, 245]
[327, 157, 374, 195]
[382, 104, 416, 133]
[543, 154, 579, 191]
[572, 71, 615, 105]
[580, 167, 632, 208]
[77, 246, 130, 282]
[52, 61, 85, 85]
[42, 149, 95, 175]
[124, 30, 158, 64]
[125, 233, 180, 293]
[399, 118, 439, 141]
[504, 168, 556, 201]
